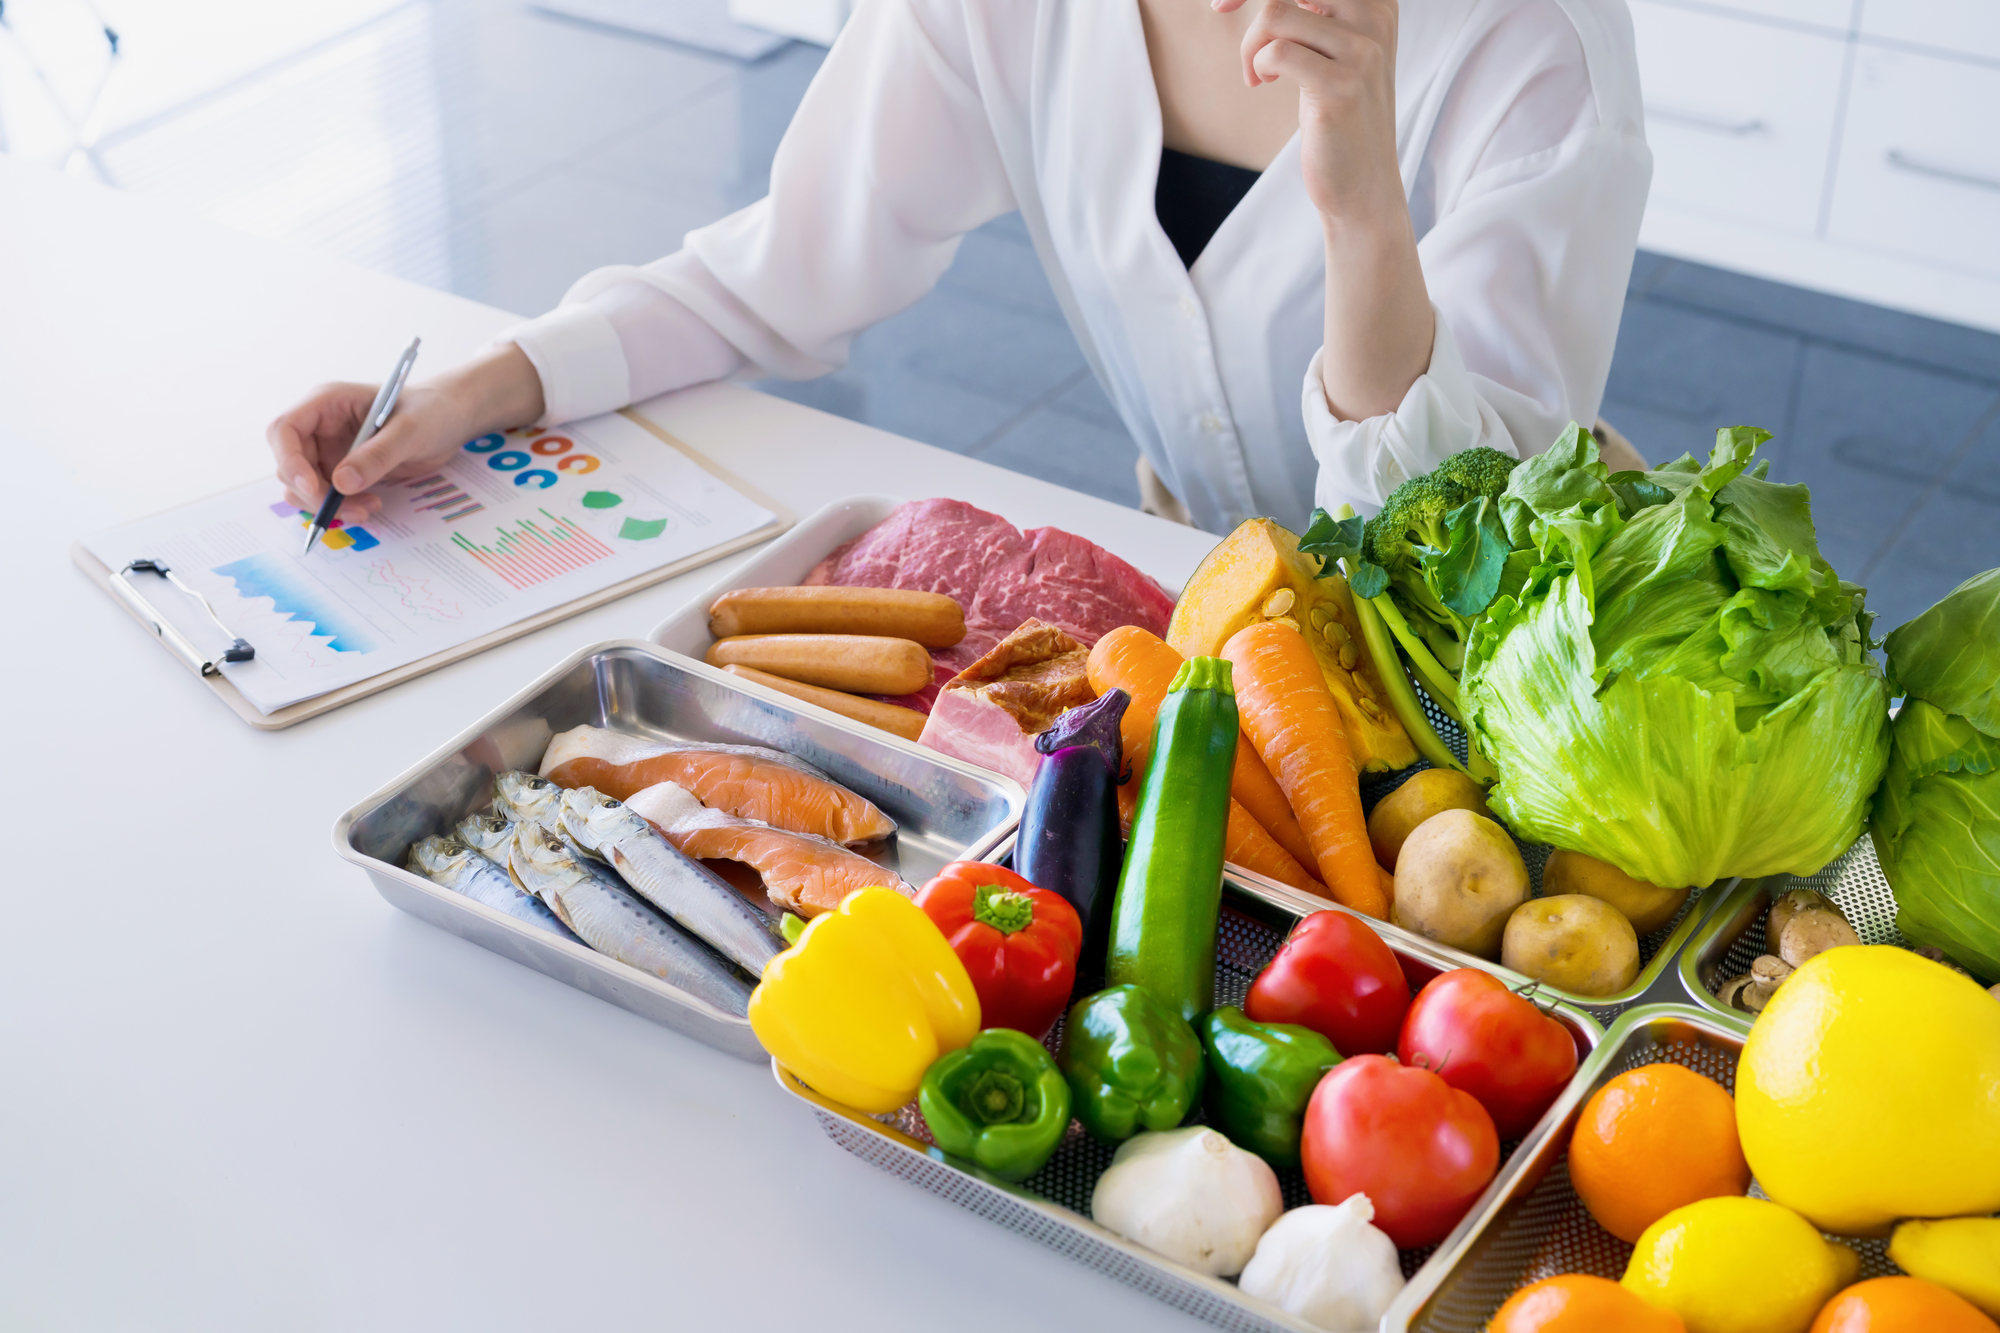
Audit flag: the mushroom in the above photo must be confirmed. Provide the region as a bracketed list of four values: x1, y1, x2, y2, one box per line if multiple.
[1777, 907, 1860, 969]
[1751, 954, 1794, 985]
[1914, 945, 1975, 981]
[1716, 975, 1756, 1011]
[1742, 979, 1782, 1013]
[1766, 888, 1839, 948]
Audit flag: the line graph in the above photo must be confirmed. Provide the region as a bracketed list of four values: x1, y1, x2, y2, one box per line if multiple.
[363, 560, 464, 622]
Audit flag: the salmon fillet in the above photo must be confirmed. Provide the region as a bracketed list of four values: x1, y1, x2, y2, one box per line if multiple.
[539, 725, 895, 845]
[623, 782, 912, 917]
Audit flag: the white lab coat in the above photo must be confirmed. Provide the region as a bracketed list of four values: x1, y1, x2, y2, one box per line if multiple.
[509, 0, 1650, 532]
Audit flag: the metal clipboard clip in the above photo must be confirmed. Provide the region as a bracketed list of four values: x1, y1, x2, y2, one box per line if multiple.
[109, 559, 255, 677]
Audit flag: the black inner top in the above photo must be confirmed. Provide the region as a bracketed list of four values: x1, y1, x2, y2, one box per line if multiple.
[1154, 147, 1262, 268]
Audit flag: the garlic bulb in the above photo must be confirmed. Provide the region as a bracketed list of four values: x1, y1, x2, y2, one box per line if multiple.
[1089, 1127, 1283, 1277]
[1238, 1196, 1406, 1332]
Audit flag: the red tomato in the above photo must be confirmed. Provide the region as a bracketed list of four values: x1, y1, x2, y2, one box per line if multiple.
[1397, 968, 1578, 1140]
[1244, 910, 1410, 1055]
[1300, 1054, 1500, 1248]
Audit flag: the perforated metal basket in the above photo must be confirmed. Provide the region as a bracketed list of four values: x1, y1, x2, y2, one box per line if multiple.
[1357, 688, 1726, 1023]
[1383, 1004, 1905, 1333]
[1675, 834, 1959, 1021]
[774, 872, 1605, 1333]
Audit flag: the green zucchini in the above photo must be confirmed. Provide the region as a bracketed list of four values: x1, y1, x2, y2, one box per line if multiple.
[1105, 656, 1239, 1022]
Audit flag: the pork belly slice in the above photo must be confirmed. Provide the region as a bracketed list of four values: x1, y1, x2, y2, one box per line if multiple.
[916, 619, 1096, 786]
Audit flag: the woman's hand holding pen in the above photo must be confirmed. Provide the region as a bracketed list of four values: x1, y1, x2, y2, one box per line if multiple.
[1221, 0, 1434, 424]
[266, 343, 546, 525]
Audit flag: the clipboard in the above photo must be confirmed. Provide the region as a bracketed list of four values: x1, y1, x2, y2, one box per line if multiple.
[72, 411, 793, 731]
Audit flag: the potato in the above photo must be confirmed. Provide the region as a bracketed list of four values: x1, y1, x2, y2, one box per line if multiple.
[1502, 894, 1641, 997]
[1368, 769, 1493, 870]
[1542, 849, 1691, 935]
[1391, 809, 1528, 958]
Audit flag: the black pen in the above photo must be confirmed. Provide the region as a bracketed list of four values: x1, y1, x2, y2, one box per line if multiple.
[303, 335, 422, 555]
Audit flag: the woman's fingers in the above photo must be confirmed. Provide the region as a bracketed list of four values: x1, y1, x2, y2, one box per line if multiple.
[1240, 0, 1392, 87]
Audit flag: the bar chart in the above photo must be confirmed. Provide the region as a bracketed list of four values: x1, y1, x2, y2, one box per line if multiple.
[450, 510, 614, 590]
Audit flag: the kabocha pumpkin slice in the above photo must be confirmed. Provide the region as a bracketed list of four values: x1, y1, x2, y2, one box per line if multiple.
[1169, 519, 1416, 772]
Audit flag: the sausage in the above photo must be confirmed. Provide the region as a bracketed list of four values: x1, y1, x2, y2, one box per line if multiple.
[721, 665, 928, 741]
[706, 634, 934, 696]
[707, 586, 965, 648]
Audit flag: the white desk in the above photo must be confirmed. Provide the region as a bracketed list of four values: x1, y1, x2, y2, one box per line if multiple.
[0, 156, 1221, 1331]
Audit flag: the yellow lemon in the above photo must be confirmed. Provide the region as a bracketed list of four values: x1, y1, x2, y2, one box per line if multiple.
[1735, 945, 2000, 1234]
[1621, 1196, 1859, 1333]
[1889, 1217, 2000, 1318]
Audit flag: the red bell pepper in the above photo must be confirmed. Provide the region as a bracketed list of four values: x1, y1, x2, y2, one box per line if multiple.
[915, 862, 1082, 1041]
[1245, 910, 1410, 1055]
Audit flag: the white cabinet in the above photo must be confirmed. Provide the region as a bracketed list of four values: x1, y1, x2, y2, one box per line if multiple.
[1631, 0, 2000, 332]
[1859, 0, 2000, 64]
[1828, 47, 2000, 279]
[1633, 4, 1849, 234]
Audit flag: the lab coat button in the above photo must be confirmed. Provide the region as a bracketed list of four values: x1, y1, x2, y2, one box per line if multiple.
[1199, 412, 1226, 434]
[1179, 296, 1200, 319]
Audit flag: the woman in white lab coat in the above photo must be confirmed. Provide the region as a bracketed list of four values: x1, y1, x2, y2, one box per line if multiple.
[269, 0, 1649, 534]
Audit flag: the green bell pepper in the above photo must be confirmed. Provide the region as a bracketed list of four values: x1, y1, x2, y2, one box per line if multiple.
[1200, 1005, 1341, 1170]
[1056, 985, 1205, 1142]
[918, 1028, 1071, 1182]
[1106, 655, 1239, 1021]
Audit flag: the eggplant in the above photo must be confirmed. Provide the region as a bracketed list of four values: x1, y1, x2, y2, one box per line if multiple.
[1016, 689, 1128, 970]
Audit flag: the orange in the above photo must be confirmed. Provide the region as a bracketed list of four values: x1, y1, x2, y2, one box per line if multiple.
[1568, 1063, 1750, 1243]
[1810, 1277, 2000, 1333]
[1491, 1274, 1686, 1332]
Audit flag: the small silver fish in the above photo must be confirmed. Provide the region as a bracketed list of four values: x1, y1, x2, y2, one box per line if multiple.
[408, 835, 579, 942]
[492, 771, 597, 859]
[509, 824, 754, 1016]
[455, 812, 516, 865]
[558, 786, 782, 975]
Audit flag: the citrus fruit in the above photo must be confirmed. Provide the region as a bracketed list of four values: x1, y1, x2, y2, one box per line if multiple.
[1491, 1274, 1686, 1332]
[1736, 946, 2000, 1234]
[1568, 1062, 1750, 1242]
[1809, 1276, 1999, 1333]
[1621, 1196, 1860, 1333]
[1888, 1218, 2000, 1318]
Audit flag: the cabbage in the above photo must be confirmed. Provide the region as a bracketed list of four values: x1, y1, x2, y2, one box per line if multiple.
[1460, 426, 1891, 888]
[1872, 569, 2000, 980]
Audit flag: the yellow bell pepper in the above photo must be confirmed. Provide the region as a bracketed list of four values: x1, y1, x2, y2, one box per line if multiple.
[749, 887, 981, 1112]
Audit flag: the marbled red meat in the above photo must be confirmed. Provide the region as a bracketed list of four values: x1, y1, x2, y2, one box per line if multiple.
[804, 499, 1175, 711]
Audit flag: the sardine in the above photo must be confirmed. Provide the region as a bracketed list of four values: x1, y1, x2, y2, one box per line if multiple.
[558, 786, 783, 975]
[492, 771, 597, 859]
[407, 835, 579, 942]
[509, 824, 754, 1016]
[455, 812, 517, 865]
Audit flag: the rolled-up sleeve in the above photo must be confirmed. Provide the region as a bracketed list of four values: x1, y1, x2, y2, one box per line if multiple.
[1308, 123, 1651, 515]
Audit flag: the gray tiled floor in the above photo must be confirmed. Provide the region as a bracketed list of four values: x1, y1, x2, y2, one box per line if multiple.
[27, 0, 1999, 630]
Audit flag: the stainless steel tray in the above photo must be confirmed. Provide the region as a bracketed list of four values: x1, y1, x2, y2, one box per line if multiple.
[1677, 834, 1931, 1021]
[334, 639, 1025, 1061]
[776, 847, 1606, 1333]
[1385, 1003, 1903, 1332]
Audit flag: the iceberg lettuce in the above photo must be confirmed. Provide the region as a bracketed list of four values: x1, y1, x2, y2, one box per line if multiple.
[1872, 569, 2000, 980]
[1460, 426, 1891, 888]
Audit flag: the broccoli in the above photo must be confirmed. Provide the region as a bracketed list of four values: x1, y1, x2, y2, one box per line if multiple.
[1353, 448, 1522, 675]
[1363, 447, 1520, 570]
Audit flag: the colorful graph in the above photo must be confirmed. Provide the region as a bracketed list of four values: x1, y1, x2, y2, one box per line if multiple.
[450, 510, 614, 590]
[213, 553, 380, 653]
[402, 474, 484, 521]
[363, 560, 464, 622]
[269, 502, 379, 551]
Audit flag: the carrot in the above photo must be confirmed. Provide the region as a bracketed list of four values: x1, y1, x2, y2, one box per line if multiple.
[1088, 626, 1321, 874]
[1222, 621, 1387, 918]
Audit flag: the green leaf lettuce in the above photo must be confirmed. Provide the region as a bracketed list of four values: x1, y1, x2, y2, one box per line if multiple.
[1872, 570, 2000, 979]
[1460, 428, 1891, 888]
